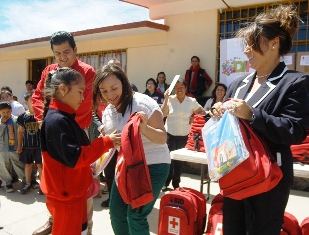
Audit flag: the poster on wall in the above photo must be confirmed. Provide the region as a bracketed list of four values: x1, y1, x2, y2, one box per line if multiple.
[220, 38, 255, 87]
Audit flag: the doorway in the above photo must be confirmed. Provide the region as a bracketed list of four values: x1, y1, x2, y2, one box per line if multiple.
[29, 59, 47, 88]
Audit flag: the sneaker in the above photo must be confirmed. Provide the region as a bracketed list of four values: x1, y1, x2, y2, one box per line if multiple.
[4, 184, 14, 193]
[31, 180, 40, 189]
[20, 183, 32, 195]
[101, 199, 110, 207]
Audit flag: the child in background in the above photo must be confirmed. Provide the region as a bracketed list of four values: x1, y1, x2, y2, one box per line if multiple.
[16, 92, 42, 195]
[40, 68, 120, 235]
[0, 101, 25, 193]
[1, 90, 25, 116]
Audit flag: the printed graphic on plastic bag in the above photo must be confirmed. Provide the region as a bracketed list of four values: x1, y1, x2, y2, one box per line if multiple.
[202, 112, 249, 180]
[91, 148, 116, 178]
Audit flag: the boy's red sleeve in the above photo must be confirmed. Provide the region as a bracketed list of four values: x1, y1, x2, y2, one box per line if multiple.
[32, 68, 49, 122]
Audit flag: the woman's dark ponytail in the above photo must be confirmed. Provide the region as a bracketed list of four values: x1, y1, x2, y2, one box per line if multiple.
[42, 70, 55, 119]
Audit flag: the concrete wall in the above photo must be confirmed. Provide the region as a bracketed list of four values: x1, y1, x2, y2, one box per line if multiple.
[164, 10, 218, 95]
[0, 9, 218, 98]
[0, 43, 51, 98]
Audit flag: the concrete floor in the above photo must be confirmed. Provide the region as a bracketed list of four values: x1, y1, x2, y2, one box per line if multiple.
[0, 173, 309, 234]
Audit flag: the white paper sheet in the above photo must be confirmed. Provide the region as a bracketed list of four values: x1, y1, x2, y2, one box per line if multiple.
[168, 75, 181, 95]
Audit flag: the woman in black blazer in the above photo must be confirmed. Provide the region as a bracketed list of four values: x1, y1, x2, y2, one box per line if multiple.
[211, 4, 309, 234]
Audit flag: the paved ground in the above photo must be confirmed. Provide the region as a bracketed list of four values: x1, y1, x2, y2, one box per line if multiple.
[0, 173, 309, 235]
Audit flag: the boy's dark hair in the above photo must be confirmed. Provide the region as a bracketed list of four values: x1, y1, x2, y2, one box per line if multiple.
[1, 86, 13, 94]
[25, 80, 34, 85]
[50, 31, 76, 50]
[0, 101, 12, 110]
[24, 91, 33, 101]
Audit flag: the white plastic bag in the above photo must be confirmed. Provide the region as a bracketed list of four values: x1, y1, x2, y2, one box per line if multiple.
[202, 111, 249, 181]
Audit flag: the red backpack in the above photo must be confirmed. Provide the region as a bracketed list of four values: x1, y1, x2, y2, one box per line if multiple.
[205, 194, 224, 235]
[174, 187, 207, 234]
[115, 113, 153, 209]
[218, 118, 283, 200]
[185, 115, 207, 152]
[300, 217, 309, 235]
[158, 187, 206, 235]
[280, 212, 301, 235]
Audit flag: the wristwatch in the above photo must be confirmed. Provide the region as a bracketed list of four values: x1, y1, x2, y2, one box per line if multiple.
[251, 113, 255, 122]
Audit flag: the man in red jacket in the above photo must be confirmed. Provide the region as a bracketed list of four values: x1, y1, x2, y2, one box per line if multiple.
[32, 31, 96, 235]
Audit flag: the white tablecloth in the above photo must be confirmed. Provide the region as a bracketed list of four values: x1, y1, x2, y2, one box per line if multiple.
[170, 148, 207, 164]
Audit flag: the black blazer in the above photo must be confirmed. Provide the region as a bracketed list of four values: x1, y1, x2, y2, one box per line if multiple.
[226, 62, 309, 186]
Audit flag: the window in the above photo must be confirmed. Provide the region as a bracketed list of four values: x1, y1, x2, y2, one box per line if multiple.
[76, 49, 127, 71]
[29, 49, 127, 83]
[217, 0, 309, 81]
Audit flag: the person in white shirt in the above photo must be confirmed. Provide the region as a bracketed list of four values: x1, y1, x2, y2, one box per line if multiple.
[161, 78, 206, 191]
[1, 90, 25, 116]
[93, 64, 170, 235]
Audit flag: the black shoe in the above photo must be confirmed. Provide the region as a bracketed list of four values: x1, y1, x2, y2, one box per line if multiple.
[162, 186, 173, 192]
[11, 177, 19, 184]
[38, 187, 44, 195]
[162, 186, 168, 192]
[31, 180, 40, 189]
[101, 199, 110, 207]
[20, 183, 32, 195]
[99, 174, 106, 182]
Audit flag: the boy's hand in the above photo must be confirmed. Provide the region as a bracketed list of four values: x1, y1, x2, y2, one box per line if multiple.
[16, 147, 22, 154]
[107, 130, 121, 148]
